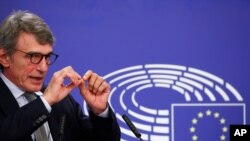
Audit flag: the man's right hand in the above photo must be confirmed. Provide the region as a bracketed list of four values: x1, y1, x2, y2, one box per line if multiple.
[43, 66, 83, 105]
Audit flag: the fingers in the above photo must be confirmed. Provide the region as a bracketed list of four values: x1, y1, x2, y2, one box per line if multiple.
[96, 81, 110, 95]
[83, 70, 110, 94]
[55, 66, 82, 87]
[44, 66, 83, 105]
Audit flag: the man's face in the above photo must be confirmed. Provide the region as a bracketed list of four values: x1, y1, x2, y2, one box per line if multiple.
[4, 32, 53, 92]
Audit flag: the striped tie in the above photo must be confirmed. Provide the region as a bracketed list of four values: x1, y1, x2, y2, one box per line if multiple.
[24, 92, 48, 141]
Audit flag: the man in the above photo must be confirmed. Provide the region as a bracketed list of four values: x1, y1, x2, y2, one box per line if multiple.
[0, 10, 121, 141]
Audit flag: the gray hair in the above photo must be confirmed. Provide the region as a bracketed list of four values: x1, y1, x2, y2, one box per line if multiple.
[0, 10, 55, 70]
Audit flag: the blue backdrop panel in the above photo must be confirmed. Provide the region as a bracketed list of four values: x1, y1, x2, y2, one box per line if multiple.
[1, 0, 249, 141]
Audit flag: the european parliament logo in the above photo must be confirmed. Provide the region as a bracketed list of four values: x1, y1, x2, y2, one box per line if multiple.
[83, 64, 246, 141]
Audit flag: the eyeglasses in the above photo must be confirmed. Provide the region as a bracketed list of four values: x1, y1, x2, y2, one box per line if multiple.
[15, 49, 59, 65]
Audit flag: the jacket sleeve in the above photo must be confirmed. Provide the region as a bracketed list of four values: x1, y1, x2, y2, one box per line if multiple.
[66, 96, 121, 141]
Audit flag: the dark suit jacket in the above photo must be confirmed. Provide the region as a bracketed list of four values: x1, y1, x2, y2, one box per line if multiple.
[0, 78, 121, 141]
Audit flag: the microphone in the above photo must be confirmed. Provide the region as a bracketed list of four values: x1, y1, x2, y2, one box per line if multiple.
[122, 114, 143, 141]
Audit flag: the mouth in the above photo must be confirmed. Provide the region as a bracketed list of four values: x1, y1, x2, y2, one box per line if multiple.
[29, 76, 44, 83]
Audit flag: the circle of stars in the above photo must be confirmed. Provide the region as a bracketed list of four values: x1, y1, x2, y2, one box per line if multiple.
[189, 109, 228, 141]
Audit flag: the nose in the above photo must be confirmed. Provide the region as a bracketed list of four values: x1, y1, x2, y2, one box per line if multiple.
[37, 57, 49, 72]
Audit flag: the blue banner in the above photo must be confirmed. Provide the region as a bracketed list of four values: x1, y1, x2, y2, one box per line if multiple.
[1, 1, 249, 140]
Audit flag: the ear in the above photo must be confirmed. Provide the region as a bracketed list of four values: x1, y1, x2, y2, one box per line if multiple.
[0, 48, 10, 68]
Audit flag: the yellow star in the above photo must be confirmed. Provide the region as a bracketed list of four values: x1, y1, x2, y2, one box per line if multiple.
[220, 118, 226, 124]
[220, 134, 226, 141]
[222, 126, 228, 132]
[206, 110, 212, 116]
[198, 112, 203, 118]
[214, 112, 220, 118]
[192, 135, 198, 141]
[192, 118, 198, 124]
[190, 126, 196, 133]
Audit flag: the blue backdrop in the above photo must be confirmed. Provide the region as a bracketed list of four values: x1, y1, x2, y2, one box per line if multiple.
[1, 0, 249, 141]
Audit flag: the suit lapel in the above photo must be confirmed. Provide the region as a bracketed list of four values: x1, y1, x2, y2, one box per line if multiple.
[0, 78, 59, 141]
[0, 78, 20, 116]
[0, 78, 36, 141]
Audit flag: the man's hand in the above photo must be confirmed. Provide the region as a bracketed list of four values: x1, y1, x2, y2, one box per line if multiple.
[79, 70, 110, 115]
[43, 66, 83, 105]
